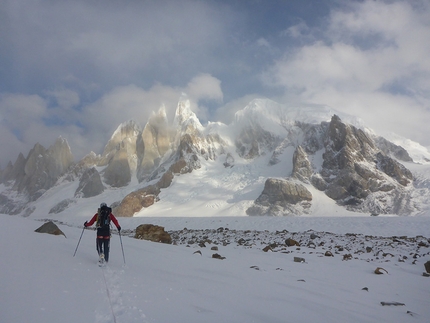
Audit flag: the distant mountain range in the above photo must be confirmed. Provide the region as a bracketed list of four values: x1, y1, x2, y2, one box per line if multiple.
[2, 97, 430, 217]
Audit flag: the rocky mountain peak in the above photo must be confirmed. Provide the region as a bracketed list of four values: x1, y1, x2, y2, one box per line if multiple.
[2, 97, 430, 217]
[323, 114, 376, 170]
[101, 120, 141, 164]
[0, 137, 74, 214]
[173, 97, 203, 135]
[137, 107, 172, 181]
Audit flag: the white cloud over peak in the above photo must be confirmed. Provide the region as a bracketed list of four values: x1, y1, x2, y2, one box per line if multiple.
[0, 73, 224, 167]
[265, 0, 430, 144]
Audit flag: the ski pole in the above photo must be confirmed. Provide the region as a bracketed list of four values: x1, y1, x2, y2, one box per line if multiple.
[73, 226, 86, 257]
[119, 229, 126, 265]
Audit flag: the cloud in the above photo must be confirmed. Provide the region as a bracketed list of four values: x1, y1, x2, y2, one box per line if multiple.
[45, 89, 80, 110]
[264, 0, 430, 145]
[213, 94, 261, 125]
[0, 93, 85, 167]
[1, 0, 234, 94]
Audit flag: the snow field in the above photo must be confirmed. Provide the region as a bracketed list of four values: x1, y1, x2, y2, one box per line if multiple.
[1, 214, 430, 323]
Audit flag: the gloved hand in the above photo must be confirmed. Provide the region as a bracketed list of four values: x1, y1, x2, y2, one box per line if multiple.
[117, 226, 121, 232]
[84, 221, 88, 227]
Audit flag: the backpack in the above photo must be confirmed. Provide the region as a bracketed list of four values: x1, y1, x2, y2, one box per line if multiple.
[96, 206, 112, 229]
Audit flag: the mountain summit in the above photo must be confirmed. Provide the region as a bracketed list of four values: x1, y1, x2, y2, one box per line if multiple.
[1, 98, 430, 217]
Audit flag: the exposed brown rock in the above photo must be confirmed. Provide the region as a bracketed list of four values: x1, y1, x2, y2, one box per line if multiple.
[134, 224, 172, 244]
[114, 185, 160, 217]
[285, 238, 300, 247]
[169, 158, 189, 174]
[263, 245, 272, 252]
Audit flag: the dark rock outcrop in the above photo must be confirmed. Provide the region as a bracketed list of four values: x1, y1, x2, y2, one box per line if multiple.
[19, 138, 74, 201]
[319, 115, 414, 214]
[292, 146, 313, 182]
[0, 137, 74, 211]
[247, 178, 312, 216]
[49, 199, 76, 214]
[103, 143, 132, 187]
[75, 167, 104, 198]
[374, 136, 413, 162]
[236, 125, 280, 159]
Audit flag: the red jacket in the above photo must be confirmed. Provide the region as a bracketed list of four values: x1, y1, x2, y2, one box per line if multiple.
[85, 212, 120, 229]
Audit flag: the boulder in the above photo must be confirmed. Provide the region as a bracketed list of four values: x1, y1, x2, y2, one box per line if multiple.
[285, 238, 300, 247]
[35, 221, 66, 237]
[134, 224, 172, 244]
[212, 253, 226, 260]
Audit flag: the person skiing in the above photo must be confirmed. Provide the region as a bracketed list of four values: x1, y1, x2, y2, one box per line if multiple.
[84, 203, 121, 264]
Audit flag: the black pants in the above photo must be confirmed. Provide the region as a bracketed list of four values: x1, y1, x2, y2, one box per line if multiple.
[96, 236, 110, 262]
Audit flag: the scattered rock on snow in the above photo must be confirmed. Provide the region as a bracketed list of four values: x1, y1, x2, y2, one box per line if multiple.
[343, 254, 353, 261]
[212, 253, 226, 260]
[263, 245, 273, 252]
[374, 267, 389, 274]
[380, 302, 405, 306]
[294, 257, 305, 263]
[424, 260, 430, 273]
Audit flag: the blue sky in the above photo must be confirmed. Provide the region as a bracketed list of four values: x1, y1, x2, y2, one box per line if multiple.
[1, 0, 429, 167]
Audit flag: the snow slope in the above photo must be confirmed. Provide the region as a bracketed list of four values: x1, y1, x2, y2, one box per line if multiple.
[1, 214, 430, 323]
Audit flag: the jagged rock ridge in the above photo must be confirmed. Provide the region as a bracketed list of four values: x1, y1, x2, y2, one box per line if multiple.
[1, 97, 429, 217]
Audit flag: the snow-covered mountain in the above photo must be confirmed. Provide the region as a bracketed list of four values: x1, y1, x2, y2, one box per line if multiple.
[2, 97, 430, 218]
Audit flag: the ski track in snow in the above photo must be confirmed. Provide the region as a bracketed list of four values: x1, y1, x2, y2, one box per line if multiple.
[96, 266, 148, 323]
